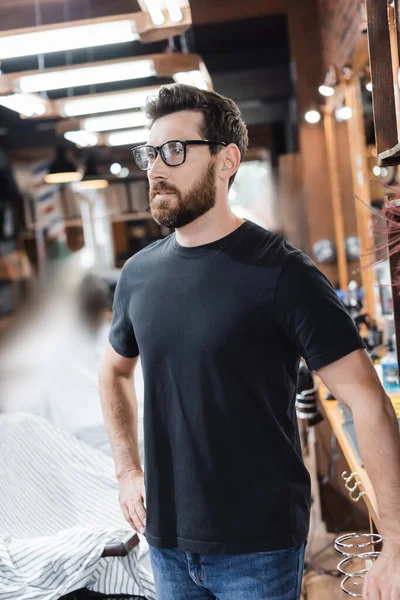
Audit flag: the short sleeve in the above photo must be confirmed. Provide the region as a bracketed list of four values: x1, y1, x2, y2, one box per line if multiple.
[109, 264, 139, 358]
[274, 252, 365, 371]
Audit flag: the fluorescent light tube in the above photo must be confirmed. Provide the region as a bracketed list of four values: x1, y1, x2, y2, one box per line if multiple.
[17, 59, 155, 93]
[64, 130, 99, 147]
[107, 128, 148, 146]
[0, 93, 47, 116]
[78, 179, 109, 190]
[0, 20, 138, 60]
[173, 70, 208, 90]
[60, 87, 159, 117]
[166, 0, 183, 22]
[83, 111, 148, 132]
[45, 171, 82, 184]
[143, 1, 165, 25]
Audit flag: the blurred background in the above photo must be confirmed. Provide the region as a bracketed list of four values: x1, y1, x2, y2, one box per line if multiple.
[0, 1, 399, 599]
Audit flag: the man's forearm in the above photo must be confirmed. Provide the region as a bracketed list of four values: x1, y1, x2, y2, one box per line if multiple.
[352, 395, 400, 543]
[99, 368, 142, 480]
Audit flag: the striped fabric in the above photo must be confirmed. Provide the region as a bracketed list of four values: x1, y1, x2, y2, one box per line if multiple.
[0, 413, 155, 600]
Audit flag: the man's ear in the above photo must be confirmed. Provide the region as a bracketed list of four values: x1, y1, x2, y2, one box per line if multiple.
[219, 144, 241, 182]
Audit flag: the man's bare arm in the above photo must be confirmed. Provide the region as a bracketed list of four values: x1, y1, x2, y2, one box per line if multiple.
[99, 342, 146, 533]
[317, 348, 400, 598]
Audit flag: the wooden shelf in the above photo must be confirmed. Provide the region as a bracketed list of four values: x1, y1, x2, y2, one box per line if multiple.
[319, 388, 380, 529]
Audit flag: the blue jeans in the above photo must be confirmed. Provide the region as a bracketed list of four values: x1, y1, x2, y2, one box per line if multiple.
[149, 543, 306, 600]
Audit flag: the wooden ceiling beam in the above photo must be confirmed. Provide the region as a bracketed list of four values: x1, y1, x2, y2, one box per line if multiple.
[189, 0, 287, 25]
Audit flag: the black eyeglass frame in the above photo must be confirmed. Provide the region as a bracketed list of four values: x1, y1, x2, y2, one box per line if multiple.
[132, 139, 227, 171]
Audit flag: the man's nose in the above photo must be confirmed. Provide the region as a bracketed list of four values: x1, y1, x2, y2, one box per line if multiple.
[148, 152, 169, 181]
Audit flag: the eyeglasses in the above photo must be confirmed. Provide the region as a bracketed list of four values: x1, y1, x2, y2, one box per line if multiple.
[132, 139, 227, 171]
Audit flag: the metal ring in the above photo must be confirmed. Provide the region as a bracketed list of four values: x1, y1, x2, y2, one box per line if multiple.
[335, 533, 382, 554]
[349, 488, 366, 503]
[297, 387, 318, 398]
[345, 479, 360, 493]
[295, 401, 317, 408]
[335, 532, 382, 548]
[296, 412, 319, 420]
[342, 471, 357, 485]
[341, 574, 365, 597]
[337, 552, 381, 576]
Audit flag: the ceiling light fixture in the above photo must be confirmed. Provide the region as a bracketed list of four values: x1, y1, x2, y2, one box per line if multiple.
[44, 148, 81, 184]
[7, 54, 210, 116]
[107, 128, 148, 146]
[305, 110, 321, 124]
[373, 166, 381, 177]
[0, 19, 139, 60]
[318, 85, 335, 97]
[83, 111, 148, 132]
[60, 87, 160, 117]
[366, 81, 372, 92]
[16, 59, 155, 93]
[78, 157, 109, 190]
[64, 130, 99, 148]
[140, 0, 184, 25]
[79, 179, 109, 190]
[141, 0, 165, 25]
[372, 166, 389, 178]
[318, 65, 339, 99]
[118, 167, 130, 178]
[0, 93, 47, 117]
[335, 106, 352, 121]
[110, 162, 122, 175]
[166, 0, 183, 22]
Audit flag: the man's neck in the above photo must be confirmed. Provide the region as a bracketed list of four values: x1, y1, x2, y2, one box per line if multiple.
[175, 206, 244, 248]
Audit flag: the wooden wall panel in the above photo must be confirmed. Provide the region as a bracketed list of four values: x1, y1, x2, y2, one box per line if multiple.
[277, 153, 309, 251]
[317, 0, 365, 73]
[345, 78, 376, 316]
[287, 0, 338, 284]
[336, 122, 359, 241]
[299, 124, 338, 284]
[324, 111, 349, 289]
[335, 121, 362, 285]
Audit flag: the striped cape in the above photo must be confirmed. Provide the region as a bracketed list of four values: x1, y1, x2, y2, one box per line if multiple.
[0, 413, 155, 600]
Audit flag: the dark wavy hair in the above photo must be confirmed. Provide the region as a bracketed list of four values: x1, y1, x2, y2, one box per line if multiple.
[145, 84, 249, 187]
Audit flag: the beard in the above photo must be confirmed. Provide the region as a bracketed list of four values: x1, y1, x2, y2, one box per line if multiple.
[149, 162, 217, 229]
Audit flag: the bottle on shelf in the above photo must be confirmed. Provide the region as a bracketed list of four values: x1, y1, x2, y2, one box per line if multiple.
[381, 335, 400, 394]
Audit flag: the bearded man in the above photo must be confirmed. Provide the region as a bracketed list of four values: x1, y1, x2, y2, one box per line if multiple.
[100, 84, 400, 600]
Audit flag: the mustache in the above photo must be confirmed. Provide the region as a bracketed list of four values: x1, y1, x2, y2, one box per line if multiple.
[150, 182, 180, 197]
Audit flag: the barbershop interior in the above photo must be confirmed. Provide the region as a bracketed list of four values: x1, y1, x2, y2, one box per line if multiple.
[1, 1, 400, 599]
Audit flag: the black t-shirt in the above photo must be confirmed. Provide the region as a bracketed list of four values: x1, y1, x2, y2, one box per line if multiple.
[109, 220, 365, 555]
